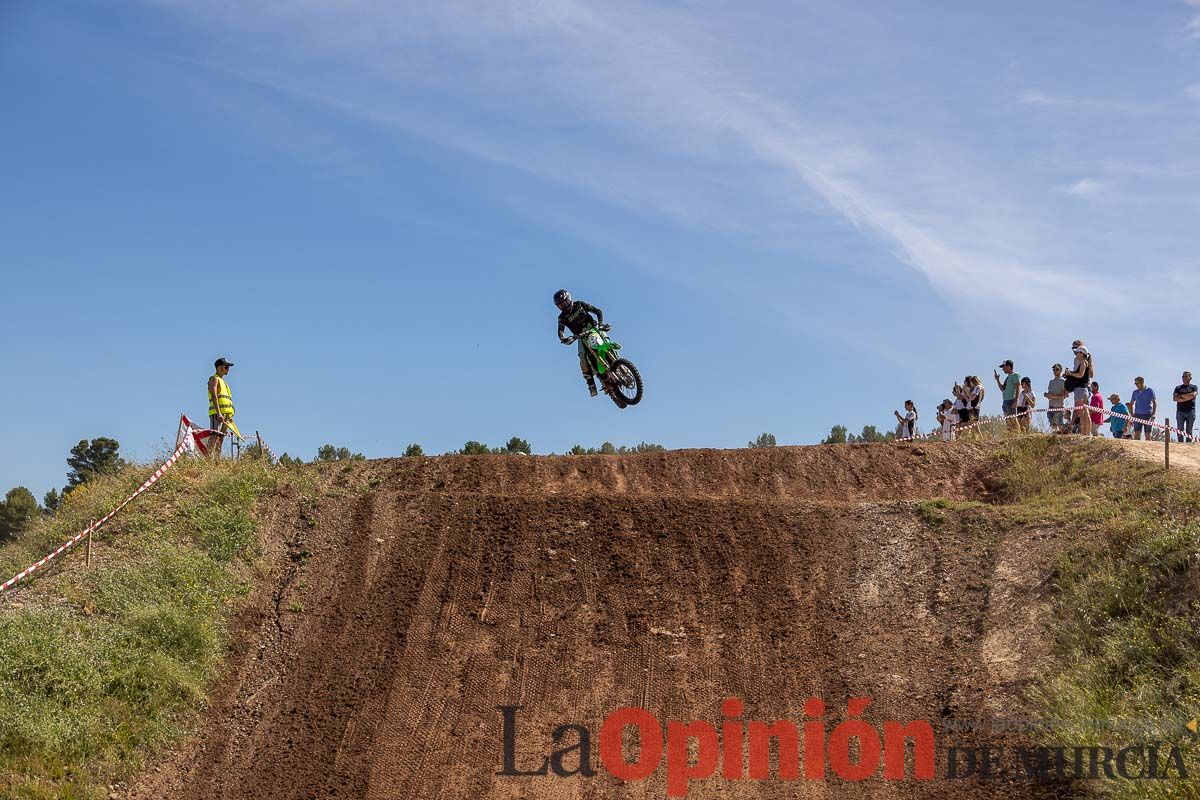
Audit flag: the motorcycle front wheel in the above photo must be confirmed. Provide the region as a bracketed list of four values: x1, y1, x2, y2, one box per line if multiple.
[608, 358, 643, 407]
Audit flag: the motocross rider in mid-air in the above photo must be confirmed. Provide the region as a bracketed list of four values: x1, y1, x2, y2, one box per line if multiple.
[555, 289, 605, 397]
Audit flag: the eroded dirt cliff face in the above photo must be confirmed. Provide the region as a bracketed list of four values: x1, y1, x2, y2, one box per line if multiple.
[133, 445, 1074, 800]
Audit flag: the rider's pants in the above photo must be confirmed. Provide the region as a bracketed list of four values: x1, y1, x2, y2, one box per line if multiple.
[577, 340, 594, 380]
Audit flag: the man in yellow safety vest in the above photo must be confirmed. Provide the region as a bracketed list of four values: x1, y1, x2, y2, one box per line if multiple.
[208, 357, 236, 460]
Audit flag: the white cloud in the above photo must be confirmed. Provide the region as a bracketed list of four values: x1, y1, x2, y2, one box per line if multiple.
[1019, 90, 1057, 106]
[1186, 0, 1200, 39]
[1062, 178, 1105, 197]
[1018, 89, 1154, 114]
[145, 0, 1181, 322]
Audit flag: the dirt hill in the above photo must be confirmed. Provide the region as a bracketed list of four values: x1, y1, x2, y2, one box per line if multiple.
[130, 444, 1077, 800]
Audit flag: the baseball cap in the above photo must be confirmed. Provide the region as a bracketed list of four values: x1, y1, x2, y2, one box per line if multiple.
[214, 357, 235, 368]
[998, 359, 1014, 368]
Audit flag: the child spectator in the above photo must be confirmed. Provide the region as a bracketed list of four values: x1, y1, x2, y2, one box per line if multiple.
[1108, 393, 1129, 439]
[894, 400, 918, 439]
[1089, 381, 1105, 437]
[1017, 377, 1036, 432]
[937, 399, 955, 441]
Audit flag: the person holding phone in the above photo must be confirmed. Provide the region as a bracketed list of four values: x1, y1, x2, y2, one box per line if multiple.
[994, 360, 1021, 431]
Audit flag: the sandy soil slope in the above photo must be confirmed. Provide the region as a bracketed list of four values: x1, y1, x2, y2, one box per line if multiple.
[1111, 436, 1200, 474]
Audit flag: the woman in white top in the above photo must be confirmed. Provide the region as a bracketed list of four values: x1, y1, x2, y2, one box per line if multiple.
[967, 376, 985, 429]
[964, 379, 984, 422]
[1064, 340, 1094, 436]
[952, 384, 969, 425]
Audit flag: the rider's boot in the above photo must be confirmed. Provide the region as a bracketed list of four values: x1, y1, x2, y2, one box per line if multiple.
[586, 376, 598, 397]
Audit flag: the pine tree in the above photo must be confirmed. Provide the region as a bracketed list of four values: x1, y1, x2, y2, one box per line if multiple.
[821, 425, 849, 444]
[503, 437, 532, 455]
[0, 487, 40, 542]
[65, 438, 124, 490]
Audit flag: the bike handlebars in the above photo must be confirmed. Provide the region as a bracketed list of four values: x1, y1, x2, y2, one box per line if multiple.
[561, 323, 611, 345]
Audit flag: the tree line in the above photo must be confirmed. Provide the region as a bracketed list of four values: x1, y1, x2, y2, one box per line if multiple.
[819, 424, 895, 444]
[456, 439, 665, 455]
[274, 438, 669, 462]
[268, 426, 898, 466]
[0, 437, 126, 542]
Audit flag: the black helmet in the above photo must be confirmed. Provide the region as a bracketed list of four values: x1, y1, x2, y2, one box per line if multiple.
[553, 289, 572, 310]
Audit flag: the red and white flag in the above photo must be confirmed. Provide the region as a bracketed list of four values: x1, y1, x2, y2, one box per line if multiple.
[176, 413, 218, 456]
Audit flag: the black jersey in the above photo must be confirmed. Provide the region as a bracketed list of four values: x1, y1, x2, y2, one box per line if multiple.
[557, 300, 604, 337]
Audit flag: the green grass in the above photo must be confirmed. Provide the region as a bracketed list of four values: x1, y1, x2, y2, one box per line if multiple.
[994, 437, 1200, 799]
[0, 457, 278, 799]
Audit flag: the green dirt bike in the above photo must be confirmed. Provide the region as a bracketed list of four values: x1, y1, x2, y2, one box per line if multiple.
[565, 324, 644, 409]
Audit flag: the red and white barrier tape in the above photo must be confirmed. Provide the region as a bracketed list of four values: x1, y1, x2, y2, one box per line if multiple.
[257, 433, 278, 462]
[0, 441, 188, 595]
[1099, 407, 1199, 442]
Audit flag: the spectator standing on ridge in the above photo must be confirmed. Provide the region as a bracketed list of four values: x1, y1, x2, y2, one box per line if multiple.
[1045, 364, 1068, 434]
[1064, 341, 1094, 436]
[1017, 378, 1036, 432]
[1174, 371, 1197, 442]
[958, 376, 985, 439]
[1129, 377, 1157, 441]
[967, 376, 985, 423]
[938, 399, 955, 441]
[894, 400, 918, 439]
[1108, 393, 1129, 439]
[208, 357, 235, 460]
[1089, 381, 1105, 438]
[994, 360, 1021, 430]
[952, 384, 969, 428]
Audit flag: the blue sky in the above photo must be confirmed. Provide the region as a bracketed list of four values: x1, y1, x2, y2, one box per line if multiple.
[3, 0, 1199, 500]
